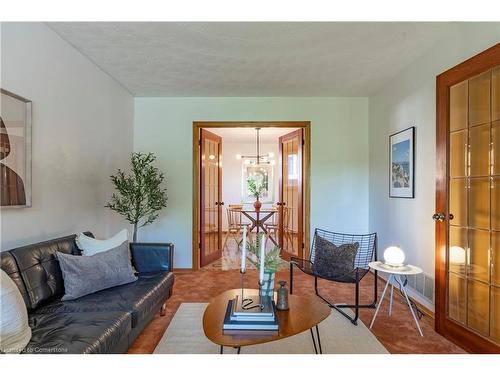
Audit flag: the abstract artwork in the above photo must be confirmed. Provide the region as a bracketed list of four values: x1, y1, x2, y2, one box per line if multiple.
[0, 89, 32, 207]
[389, 126, 414, 198]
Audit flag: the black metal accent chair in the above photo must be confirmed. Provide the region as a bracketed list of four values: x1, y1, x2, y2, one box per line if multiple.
[290, 228, 378, 325]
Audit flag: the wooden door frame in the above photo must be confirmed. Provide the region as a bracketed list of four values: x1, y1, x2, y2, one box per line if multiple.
[193, 121, 311, 270]
[199, 129, 223, 267]
[435, 43, 500, 353]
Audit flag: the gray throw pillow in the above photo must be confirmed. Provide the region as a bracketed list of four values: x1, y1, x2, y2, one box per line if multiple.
[56, 241, 137, 301]
[313, 236, 359, 278]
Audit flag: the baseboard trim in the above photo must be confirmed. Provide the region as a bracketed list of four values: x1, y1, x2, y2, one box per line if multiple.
[173, 268, 194, 273]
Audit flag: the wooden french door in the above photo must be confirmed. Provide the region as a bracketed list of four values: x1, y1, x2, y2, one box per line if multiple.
[435, 44, 500, 353]
[200, 129, 223, 267]
[278, 129, 304, 261]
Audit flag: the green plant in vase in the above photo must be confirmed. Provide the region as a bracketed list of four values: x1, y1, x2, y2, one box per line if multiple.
[246, 233, 285, 296]
[247, 176, 266, 211]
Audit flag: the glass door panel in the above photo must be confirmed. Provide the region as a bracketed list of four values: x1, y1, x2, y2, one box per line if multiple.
[449, 226, 467, 275]
[447, 65, 499, 344]
[467, 229, 490, 282]
[469, 178, 490, 230]
[279, 129, 303, 260]
[448, 273, 467, 325]
[450, 178, 467, 227]
[450, 80, 468, 132]
[467, 279, 490, 335]
[200, 129, 222, 267]
[492, 121, 500, 175]
[491, 286, 500, 343]
[469, 124, 490, 176]
[450, 130, 468, 177]
[493, 67, 500, 122]
[491, 231, 500, 286]
[469, 71, 491, 127]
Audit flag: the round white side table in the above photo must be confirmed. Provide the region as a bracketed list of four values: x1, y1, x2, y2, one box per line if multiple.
[368, 261, 424, 336]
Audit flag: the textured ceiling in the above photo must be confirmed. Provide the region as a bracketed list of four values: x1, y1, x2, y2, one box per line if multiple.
[47, 22, 454, 96]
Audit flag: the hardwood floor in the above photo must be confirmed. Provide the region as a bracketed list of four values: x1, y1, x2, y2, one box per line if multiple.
[128, 269, 466, 354]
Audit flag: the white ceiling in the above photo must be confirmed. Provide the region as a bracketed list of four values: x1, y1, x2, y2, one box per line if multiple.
[47, 22, 454, 97]
[209, 127, 295, 143]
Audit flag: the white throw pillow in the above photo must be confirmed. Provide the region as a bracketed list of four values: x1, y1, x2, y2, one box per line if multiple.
[0, 269, 32, 354]
[76, 229, 128, 256]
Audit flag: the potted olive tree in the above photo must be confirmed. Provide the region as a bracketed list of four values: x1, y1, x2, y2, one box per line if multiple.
[106, 152, 171, 272]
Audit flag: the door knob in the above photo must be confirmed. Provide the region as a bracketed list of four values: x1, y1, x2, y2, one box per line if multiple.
[220, 202, 224, 206]
[432, 213, 453, 221]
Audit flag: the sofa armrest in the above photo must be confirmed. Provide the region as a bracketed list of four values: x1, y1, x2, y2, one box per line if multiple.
[130, 242, 174, 273]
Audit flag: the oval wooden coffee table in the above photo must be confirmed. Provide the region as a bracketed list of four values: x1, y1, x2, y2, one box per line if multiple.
[203, 288, 330, 354]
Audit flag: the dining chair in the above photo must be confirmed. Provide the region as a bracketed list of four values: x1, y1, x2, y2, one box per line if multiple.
[264, 205, 279, 246]
[222, 205, 249, 251]
[282, 206, 294, 247]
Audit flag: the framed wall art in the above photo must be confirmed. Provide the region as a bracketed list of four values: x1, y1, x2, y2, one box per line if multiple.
[242, 163, 274, 203]
[0, 88, 32, 207]
[389, 126, 415, 198]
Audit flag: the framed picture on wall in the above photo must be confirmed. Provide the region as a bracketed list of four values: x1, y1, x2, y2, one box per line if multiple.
[242, 163, 274, 203]
[389, 126, 415, 198]
[0, 88, 32, 207]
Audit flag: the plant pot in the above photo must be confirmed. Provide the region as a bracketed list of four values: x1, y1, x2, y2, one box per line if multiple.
[253, 198, 262, 211]
[260, 271, 275, 297]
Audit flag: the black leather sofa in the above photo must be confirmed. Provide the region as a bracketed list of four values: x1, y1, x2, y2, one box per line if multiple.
[0, 232, 175, 354]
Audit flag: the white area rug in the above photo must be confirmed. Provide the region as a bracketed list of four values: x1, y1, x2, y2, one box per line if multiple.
[154, 303, 388, 354]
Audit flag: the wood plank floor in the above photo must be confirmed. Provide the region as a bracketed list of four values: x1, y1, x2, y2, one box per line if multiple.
[128, 269, 466, 354]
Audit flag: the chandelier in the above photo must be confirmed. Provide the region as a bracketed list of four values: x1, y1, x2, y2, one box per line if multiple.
[235, 128, 275, 165]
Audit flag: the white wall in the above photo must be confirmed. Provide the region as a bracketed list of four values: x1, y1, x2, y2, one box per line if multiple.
[0, 23, 134, 250]
[134, 97, 369, 268]
[220, 141, 279, 231]
[368, 23, 500, 309]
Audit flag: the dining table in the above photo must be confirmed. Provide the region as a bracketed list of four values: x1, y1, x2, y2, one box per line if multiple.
[239, 207, 278, 246]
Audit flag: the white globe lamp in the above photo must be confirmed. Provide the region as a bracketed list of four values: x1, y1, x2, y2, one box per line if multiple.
[383, 246, 405, 267]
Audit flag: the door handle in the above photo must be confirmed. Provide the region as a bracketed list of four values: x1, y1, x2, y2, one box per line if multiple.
[432, 213, 453, 221]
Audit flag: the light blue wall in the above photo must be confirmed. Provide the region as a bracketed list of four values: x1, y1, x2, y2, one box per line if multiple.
[134, 97, 369, 268]
[369, 23, 500, 310]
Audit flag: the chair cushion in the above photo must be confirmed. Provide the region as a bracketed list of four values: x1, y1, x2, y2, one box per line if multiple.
[24, 311, 131, 354]
[313, 236, 359, 278]
[56, 242, 137, 301]
[37, 272, 174, 328]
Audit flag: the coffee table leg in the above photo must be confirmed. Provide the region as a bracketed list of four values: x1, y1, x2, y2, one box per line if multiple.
[220, 346, 223, 354]
[315, 325, 323, 354]
[236, 347, 241, 354]
[310, 328, 318, 354]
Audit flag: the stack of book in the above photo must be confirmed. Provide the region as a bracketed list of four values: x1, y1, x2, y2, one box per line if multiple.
[223, 295, 279, 331]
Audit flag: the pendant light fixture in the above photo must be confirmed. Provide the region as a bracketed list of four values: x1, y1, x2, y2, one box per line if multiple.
[235, 128, 275, 165]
